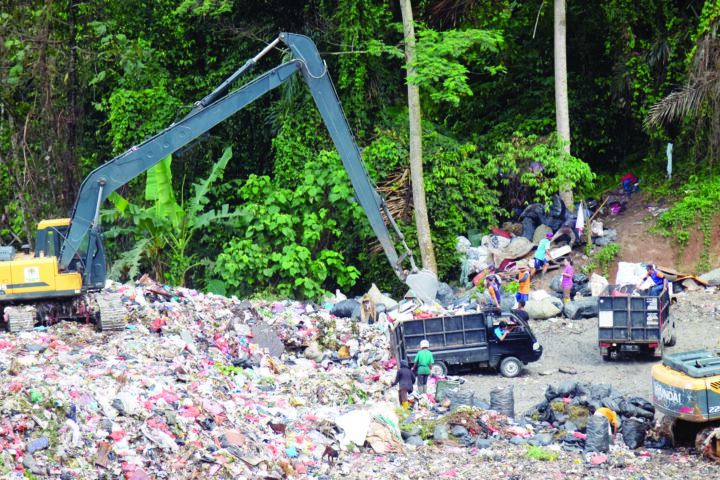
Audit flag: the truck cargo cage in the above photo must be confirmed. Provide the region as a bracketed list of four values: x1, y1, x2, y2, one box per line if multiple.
[0, 246, 16, 262]
[598, 285, 672, 359]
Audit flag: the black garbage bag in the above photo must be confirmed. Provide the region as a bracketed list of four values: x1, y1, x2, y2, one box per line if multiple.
[521, 217, 537, 241]
[618, 399, 640, 419]
[560, 433, 585, 453]
[331, 299, 360, 318]
[621, 419, 648, 449]
[577, 285, 592, 297]
[435, 282, 455, 307]
[557, 380, 584, 398]
[519, 203, 545, 223]
[548, 216, 565, 231]
[573, 273, 589, 285]
[472, 398, 491, 410]
[530, 404, 557, 424]
[549, 194, 566, 219]
[646, 436, 673, 449]
[441, 387, 475, 408]
[628, 397, 656, 420]
[544, 385, 560, 402]
[587, 384, 612, 401]
[549, 276, 563, 293]
[490, 386, 515, 418]
[585, 415, 611, 452]
[600, 395, 623, 413]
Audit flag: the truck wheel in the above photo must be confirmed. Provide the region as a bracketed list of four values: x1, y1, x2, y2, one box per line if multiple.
[430, 361, 448, 377]
[499, 357, 523, 378]
[665, 333, 677, 347]
[602, 353, 611, 362]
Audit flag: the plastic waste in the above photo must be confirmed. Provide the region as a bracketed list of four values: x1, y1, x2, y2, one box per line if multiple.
[26, 436, 48, 453]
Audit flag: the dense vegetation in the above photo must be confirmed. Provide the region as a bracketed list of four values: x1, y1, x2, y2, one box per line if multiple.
[1, 0, 718, 299]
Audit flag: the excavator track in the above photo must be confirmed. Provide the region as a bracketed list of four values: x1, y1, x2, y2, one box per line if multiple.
[89, 293, 126, 331]
[696, 426, 720, 460]
[4, 306, 37, 333]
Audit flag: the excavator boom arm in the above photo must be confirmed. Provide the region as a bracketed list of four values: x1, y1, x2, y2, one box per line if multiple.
[59, 33, 415, 282]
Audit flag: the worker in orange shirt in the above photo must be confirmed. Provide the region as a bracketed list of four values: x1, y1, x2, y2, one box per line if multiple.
[515, 265, 531, 305]
[594, 407, 619, 437]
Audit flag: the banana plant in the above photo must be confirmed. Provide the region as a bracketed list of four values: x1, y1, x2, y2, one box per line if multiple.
[102, 146, 239, 286]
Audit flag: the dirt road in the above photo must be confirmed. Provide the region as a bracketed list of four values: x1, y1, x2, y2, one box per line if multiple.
[461, 288, 720, 416]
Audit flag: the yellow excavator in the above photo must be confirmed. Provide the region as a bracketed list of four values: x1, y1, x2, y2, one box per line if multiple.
[0, 33, 435, 332]
[652, 347, 720, 457]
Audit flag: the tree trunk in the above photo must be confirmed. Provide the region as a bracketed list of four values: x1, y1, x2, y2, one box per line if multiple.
[399, 0, 437, 274]
[554, 0, 574, 210]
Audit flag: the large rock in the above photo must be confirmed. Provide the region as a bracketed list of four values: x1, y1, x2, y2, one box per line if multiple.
[594, 229, 617, 246]
[699, 268, 720, 285]
[563, 297, 600, 319]
[533, 225, 553, 244]
[525, 298, 562, 319]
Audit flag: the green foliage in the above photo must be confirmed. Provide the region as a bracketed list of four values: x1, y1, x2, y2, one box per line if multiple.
[595, 243, 621, 277]
[361, 115, 505, 288]
[525, 445, 558, 461]
[487, 132, 596, 207]
[215, 152, 363, 300]
[370, 25, 505, 107]
[103, 147, 239, 286]
[504, 281, 519, 295]
[655, 174, 720, 271]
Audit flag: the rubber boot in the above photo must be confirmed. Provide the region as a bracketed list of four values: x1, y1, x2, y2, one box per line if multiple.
[402, 401, 409, 409]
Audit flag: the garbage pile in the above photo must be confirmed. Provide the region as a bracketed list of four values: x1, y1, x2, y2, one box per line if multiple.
[0, 280, 406, 479]
[0, 280, 708, 479]
[399, 379, 664, 458]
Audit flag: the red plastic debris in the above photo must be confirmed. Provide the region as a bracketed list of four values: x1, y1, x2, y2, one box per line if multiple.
[180, 406, 201, 418]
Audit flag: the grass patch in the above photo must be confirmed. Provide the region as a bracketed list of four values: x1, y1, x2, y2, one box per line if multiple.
[526, 445, 558, 461]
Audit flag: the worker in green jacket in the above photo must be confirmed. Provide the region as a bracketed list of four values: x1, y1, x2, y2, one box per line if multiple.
[412, 339, 435, 395]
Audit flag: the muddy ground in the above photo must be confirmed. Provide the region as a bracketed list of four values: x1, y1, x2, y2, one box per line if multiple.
[460, 188, 720, 416]
[462, 288, 720, 416]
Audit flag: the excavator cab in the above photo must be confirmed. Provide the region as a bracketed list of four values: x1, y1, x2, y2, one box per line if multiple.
[34, 219, 106, 289]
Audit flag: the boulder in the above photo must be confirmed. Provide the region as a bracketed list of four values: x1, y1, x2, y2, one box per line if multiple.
[525, 298, 562, 319]
[533, 224, 553, 244]
[528, 433, 554, 446]
[699, 268, 720, 285]
[433, 425, 449, 440]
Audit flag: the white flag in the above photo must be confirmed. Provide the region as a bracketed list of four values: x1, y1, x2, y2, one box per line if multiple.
[575, 206, 585, 233]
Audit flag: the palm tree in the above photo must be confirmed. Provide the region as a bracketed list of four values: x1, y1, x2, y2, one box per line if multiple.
[645, 16, 720, 168]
